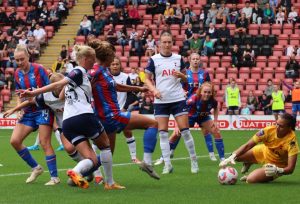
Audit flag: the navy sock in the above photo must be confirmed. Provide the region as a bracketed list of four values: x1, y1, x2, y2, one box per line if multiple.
[215, 138, 225, 159]
[144, 127, 158, 153]
[204, 133, 214, 153]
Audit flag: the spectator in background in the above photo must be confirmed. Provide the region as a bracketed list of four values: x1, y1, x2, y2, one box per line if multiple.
[12, 26, 25, 41]
[8, 7, 17, 26]
[227, 3, 239, 24]
[205, 3, 218, 26]
[252, 2, 263, 24]
[285, 53, 300, 79]
[117, 25, 128, 49]
[201, 35, 214, 56]
[138, 67, 146, 83]
[33, 24, 46, 45]
[129, 67, 138, 84]
[225, 78, 241, 129]
[141, 24, 152, 44]
[0, 8, 9, 25]
[242, 43, 255, 67]
[263, 3, 275, 24]
[217, 22, 231, 52]
[109, 7, 120, 26]
[48, 5, 60, 31]
[189, 34, 202, 55]
[146, 0, 158, 15]
[27, 35, 40, 62]
[257, 0, 269, 10]
[265, 79, 275, 98]
[38, 4, 49, 27]
[174, 4, 183, 24]
[259, 93, 272, 115]
[105, 23, 117, 45]
[269, 0, 279, 13]
[51, 56, 64, 73]
[77, 15, 92, 36]
[26, 6, 38, 26]
[63, 58, 74, 74]
[275, 7, 285, 25]
[287, 6, 299, 24]
[140, 97, 154, 114]
[242, 1, 253, 22]
[60, 45, 68, 60]
[280, 0, 292, 13]
[129, 5, 141, 25]
[241, 103, 251, 115]
[18, 34, 28, 45]
[271, 85, 285, 120]
[145, 34, 156, 57]
[92, 14, 106, 36]
[6, 50, 17, 69]
[235, 13, 248, 35]
[246, 90, 258, 113]
[130, 34, 144, 58]
[231, 44, 242, 68]
[206, 23, 218, 44]
[217, 1, 229, 24]
[183, 7, 191, 25]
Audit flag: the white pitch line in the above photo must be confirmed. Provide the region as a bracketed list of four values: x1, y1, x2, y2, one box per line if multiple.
[0, 153, 231, 177]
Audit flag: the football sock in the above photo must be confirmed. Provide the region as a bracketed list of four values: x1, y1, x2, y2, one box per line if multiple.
[73, 159, 93, 174]
[204, 133, 214, 153]
[144, 127, 157, 164]
[46, 155, 58, 177]
[143, 153, 152, 165]
[181, 128, 197, 160]
[33, 135, 39, 146]
[159, 130, 171, 166]
[100, 148, 114, 185]
[54, 129, 63, 146]
[126, 136, 137, 160]
[92, 144, 99, 153]
[69, 150, 83, 163]
[82, 155, 101, 177]
[17, 148, 38, 168]
[215, 138, 225, 159]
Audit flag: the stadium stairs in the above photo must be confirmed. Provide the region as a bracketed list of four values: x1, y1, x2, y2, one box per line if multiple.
[38, 0, 94, 68]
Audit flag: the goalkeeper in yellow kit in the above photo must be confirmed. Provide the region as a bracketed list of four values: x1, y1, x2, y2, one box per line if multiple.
[220, 113, 299, 183]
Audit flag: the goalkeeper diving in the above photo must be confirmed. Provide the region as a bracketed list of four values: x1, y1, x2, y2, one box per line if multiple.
[220, 113, 299, 183]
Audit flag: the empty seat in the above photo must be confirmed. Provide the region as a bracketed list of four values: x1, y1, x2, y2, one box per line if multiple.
[266, 35, 277, 46]
[239, 67, 250, 80]
[254, 35, 265, 46]
[250, 67, 261, 79]
[248, 24, 259, 35]
[212, 79, 221, 91]
[254, 111, 265, 115]
[278, 34, 289, 46]
[221, 56, 232, 67]
[245, 78, 257, 90]
[243, 34, 253, 45]
[290, 34, 300, 45]
[215, 67, 226, 79]
[268, 56, 279, 67]
[283, 24, 293, 35]
[257, 78, 268, 90]
[274, 67, 285, 79]
[209, 56, 220, 68]
[236, 78, 245, 90]
[260, 24, 270, 35]
[227, 68, 238, 79]
[271, 24, 282, 35]
[256, 56, 267, 67]
[279, 56, 290, 67]
[227, 24, 237, 36]
[273, 45, 284, 56]
[200, 56, 208, 68]
[261, 45, 272, 56]
[215, 90, 225, 103]
[262, 67, 274, 78]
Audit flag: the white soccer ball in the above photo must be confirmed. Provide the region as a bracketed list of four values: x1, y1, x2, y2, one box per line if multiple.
[218, 166, 238, 185]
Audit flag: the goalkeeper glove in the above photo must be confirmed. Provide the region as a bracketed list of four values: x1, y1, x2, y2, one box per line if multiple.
[264, 163, 284, 177]
[219, 153, 237, 167]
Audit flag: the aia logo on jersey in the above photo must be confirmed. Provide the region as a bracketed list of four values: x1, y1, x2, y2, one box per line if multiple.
[162, 69, 176, 77]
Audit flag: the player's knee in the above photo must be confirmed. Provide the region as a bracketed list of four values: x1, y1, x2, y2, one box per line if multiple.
[10, 137, 21, 149]
[149, 119, 158, 128]
[64, 143, 76, 155]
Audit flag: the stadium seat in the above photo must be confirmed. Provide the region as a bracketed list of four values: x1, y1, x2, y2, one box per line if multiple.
[248, 24, 259, 35]
[212, 79, 221, 91]
[252, 45, 260, 56]
[243, 34, 253, 45]
[278, 34, 289, 46]
[227, 68, 238, 79]
[129, 56, 139, 68]
[262, 67, 274, 79]
[209, 56, 220, 68]
[256, 56, 267, 67]
[254, 90, 263, 97]
[279, 56, 290, 67]
[271, 24, 282, 35]
[215, 90, 225, 103]
[260, 24, 270, 35]
[236, 78, 245, 90]
[250, 67, 261, 79]
[266, 35, 277, 46]
[283, 24, 293, 35]
[120, 56, 128, 68]
[1, 89, 11, 102]
[142, 15, 152, 25]
[254, 35, 265, 46]
[239, 67, 250, 80]
[261, 45, 272, 56]
[200, 56, 208, 68]
[282, 79, 294, 93]
[274, 67, 285, 79]
[285, 103, 293, 114]
[232, 34, 242, 45]
[257, 78, 268, 90]
[215, 67, 226, 80]
[75, 36, 85, 44]
[268, 56, 279, 67]
[245, 79, 257, 90]
[290, 34, 300, 45]
[206, 68, 214, 78]
[221, 56, 232, 67]
[273, 45, 284, 56]
[227, 24, 236, 36]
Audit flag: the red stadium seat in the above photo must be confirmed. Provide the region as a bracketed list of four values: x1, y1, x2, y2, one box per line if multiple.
[271, 24, 282, 35]
[215, 90, 225, 103]
[4, 67, 14, 75]
[290, 34, 300, 45]
[274, 67, 285, 79]
[200, 56, 208, 68]
[212, 79, 221, 91]
[221, 56, 232, 67]
[262, 67, 274, 79]
[236, 78, 245, 90]
[245, 78, 257, 90]
[257, 78, 268, 90]
[129, 56, 139, 68]
[283, 24, 293, 35]
[260, 24, 270, 35]
[250, 67, 261, 80]
[253, 90, 263, 97]
[285, 103, 293, 114]
[279, 56, 290, 67]
[227, 68, 238, 79]
[120, 56, 128, 68]
[256, 56, 267, 68]
[248, 24, 259, 35]
[215, 67, 226, 79]
[142, 15, 152, 25]
[209, 56, 220, 68]
[227, 24, 236, 36]
[75, 36, 85, 44]
[205, 67, 214, 79]
[239, 67, 250, 80]
[1, 89, 11, 102]
[267, 56, 279, 67]
[273, 45, 284, 56]
[278, 34, 289, 46]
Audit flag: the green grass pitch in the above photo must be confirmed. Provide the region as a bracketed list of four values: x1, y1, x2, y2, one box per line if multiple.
[0, 129, 299, 204]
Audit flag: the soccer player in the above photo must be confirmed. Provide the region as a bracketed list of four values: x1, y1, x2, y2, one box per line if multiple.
[220, 113, 299, 183]
[225, 78, 241, 129]
[282, 80, 300, 118]
[88, 39, 160, 180]
[144, 31, 199, 174]
[10, 44, 59, 185]
[155, 53, 219, 165]
[20, 45, 124, 190]
[109, 57, 140, 163]
[270, 85, 285, 120]
[4, 73, 103, 184]
[186, 82, 225, 161]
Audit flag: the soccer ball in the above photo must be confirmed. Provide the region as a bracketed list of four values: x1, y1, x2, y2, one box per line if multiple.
[218, 166, 238, 185]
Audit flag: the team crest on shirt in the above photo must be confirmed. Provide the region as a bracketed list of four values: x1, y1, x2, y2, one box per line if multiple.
[256, 129, 264, 137]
